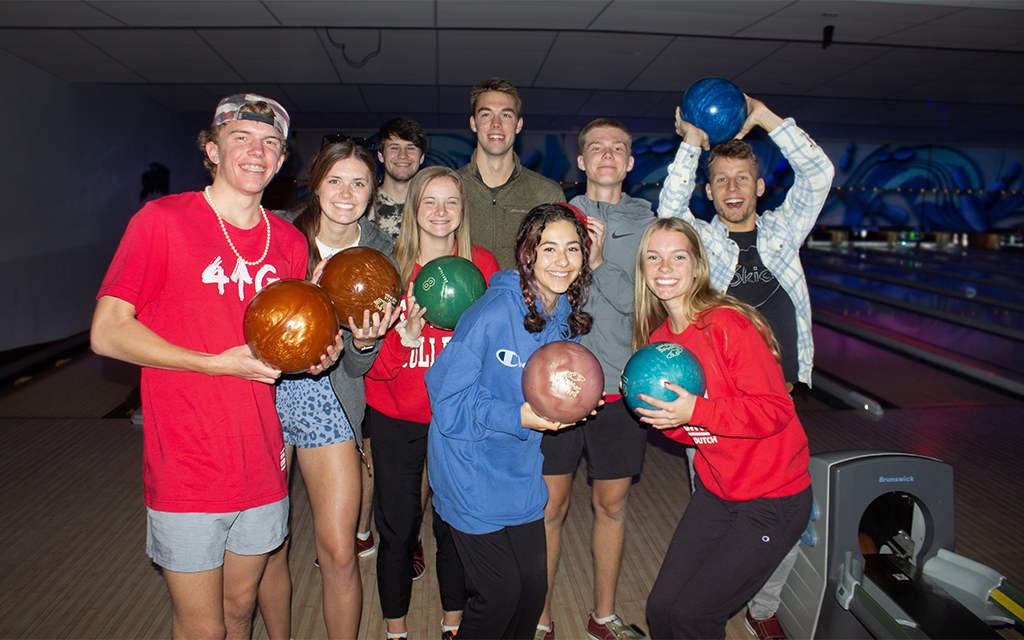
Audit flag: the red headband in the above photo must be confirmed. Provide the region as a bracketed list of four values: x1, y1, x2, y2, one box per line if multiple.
[561, 203, 588, 229]
[560, 203, 592, 247]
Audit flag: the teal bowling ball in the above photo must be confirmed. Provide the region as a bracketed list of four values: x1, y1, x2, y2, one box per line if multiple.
[680, 77, 748, 146]
[413, 256, 487, 330]
[621, 342, 706, 413]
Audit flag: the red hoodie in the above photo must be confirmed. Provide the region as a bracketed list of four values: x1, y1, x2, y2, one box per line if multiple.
[365, 245, 500, 423]
[651, 306, 810, 502]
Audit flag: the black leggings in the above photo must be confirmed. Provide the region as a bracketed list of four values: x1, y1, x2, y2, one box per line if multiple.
[451, 518, 547, 640]
[369, 407, 467, 618]
[646, 479, 812, 639]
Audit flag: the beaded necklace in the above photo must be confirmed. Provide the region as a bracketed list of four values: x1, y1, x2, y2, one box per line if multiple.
[203, 186, 271, 266]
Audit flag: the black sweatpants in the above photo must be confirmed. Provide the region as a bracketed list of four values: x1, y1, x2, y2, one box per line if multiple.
[369, 407, 467, 618]
[646, 478, 812, 639]
[451, 518, 547, 640]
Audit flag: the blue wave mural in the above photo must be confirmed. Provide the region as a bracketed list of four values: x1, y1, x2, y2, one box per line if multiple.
[292, 131, 1024, 233]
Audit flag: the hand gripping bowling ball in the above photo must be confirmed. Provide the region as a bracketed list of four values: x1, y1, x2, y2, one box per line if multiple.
[413, 255, 487, 330]
[320, 247, 401, 329]
[680, 77, 748, 146]
[243, 279, 340, 374]
[522, 341, 604, 424]
[621, 342, 706, 413]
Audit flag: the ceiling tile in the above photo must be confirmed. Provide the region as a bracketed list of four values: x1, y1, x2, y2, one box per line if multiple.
[89, 1, 280, 27]
[264, 0, 435, 28]
[516, 87, 593, 116]
[0, 27, 146, 82]
[876, 23, 1024, 49]
[360, 84, 440, 114]
[76, 28, 238, 83]
[201, 83, 297, 110]
[737, 15, 912, 42]
[576, 90, 670, 118]
[928, 6, 1024, 28]
[131, 83, 222, 112]
[319, 28, 436, 84]
[278, 84, 368, 112]
[593, 10, 729, 36]
[437, 0, 604, 29]
[888, 79, 1004, 103]
[774, 1, 962, 23]
[0, 0, 123, 27]
[436, 29, 553, 87]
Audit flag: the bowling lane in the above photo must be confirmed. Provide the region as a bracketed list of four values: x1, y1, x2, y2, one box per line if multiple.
[803, 249, 1024, 306]
[811, 244, 1024, 278]
[810, 285, 1024, 375]
[806, 270, 1024, 336]
[858, 245, 1024, 273]
[811, 325, 1020, 408]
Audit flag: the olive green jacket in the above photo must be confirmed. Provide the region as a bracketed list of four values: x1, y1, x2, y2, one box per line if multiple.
[457, 152, 565, 270]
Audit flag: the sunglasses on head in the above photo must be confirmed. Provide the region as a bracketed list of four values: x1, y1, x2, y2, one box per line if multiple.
[321, 134, 375, 151]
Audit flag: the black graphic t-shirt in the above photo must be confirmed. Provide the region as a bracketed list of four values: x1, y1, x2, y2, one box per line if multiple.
[726, 229, 799, 384]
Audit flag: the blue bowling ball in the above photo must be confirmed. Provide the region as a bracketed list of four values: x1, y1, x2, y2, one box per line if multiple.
[680, 77, 748, 146]
[621, 342, 706, 413]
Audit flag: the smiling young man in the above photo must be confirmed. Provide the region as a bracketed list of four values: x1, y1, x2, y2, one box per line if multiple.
[373, 117, 427, 239]
[456, 77, 565, 269]
[537, 119, 654, 640]
[90, 94, 321, 640]
[657, 96, 834, 640]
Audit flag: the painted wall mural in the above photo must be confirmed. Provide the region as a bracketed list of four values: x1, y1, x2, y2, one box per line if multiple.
[293, 130, 1024, 233]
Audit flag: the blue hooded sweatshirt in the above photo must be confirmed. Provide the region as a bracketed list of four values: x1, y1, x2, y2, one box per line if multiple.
[426, 270, 577, 534]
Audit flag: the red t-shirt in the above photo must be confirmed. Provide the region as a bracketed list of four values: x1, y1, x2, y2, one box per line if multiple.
[98, 192, 308, 512]
[651, 306, 810, 501]
[365, 246, 500, 423]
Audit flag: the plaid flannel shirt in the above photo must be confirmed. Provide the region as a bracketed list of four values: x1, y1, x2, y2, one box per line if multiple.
[657, 118, 835, 385]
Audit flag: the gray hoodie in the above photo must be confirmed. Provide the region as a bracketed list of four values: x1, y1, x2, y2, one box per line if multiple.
[571, 193, 656, 394]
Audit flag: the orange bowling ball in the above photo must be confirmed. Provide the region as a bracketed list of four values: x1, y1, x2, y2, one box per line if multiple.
[320, 247, 401, 328]
[243, 279, 340, 374]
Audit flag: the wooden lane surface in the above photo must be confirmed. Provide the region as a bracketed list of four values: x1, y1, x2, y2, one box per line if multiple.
[1, 351, 1020, 639]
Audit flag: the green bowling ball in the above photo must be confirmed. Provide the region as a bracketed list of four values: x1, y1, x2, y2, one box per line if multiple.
[413, 256, 487, 330]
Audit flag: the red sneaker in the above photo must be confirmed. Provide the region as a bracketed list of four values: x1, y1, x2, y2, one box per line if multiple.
[586, 613, 645, 640]
[356, 531, 376, 558]
[412, 539, 425, 580]
[744, 610, 786, 640]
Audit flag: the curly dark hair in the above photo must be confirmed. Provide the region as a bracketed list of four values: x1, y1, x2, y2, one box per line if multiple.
[514, 203, 593, 338]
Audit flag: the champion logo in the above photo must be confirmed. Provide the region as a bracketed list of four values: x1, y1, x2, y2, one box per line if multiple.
[496, 349, 526, 368]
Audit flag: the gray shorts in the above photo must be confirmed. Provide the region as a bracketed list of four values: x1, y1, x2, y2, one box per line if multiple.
[146, 497, 289, 573]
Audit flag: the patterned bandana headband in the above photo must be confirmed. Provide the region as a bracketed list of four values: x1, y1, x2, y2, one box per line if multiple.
[213, 93, 291, 140]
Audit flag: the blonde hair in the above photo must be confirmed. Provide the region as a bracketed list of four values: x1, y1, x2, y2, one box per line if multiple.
[393, 166, 474, 285]
[631, 217, 780, 360]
